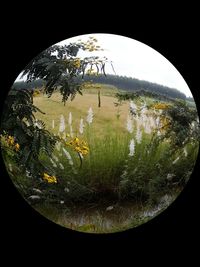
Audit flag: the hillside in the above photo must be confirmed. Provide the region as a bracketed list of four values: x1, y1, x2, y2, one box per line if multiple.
[13, 74, 188, 100]
[82, 74, 186, 100]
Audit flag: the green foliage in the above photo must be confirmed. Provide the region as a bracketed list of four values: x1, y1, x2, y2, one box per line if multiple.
[162, 100, 199, 148]
[116, 90, 180, 103]
[118, 134, 198, 204]
[1, 89, 57, 178]
[21, 42, 107, 104]
[1, 38, 108, 180]
[116, 91, 200, 149]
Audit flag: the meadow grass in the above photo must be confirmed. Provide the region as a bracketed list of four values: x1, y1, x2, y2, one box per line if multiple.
[2, 86, 199, 233]
[33, 90, 198, 200]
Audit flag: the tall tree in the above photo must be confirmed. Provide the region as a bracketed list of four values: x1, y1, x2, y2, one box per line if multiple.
[1, 37, 108, 179]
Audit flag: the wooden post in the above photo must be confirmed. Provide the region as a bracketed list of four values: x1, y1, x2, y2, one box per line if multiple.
[98, 89, 101, 108]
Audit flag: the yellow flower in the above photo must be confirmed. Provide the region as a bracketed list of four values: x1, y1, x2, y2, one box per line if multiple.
[74, 146, 82, 153]
[8, 136, 15, 145]
[81, 148, 89, 155]
[73, 137, 80, 145]
[82, 145, 89, 150]
[15, 143, 20, 151]
[160, 116, 171, 132]
[153, 103, 170, 110]
[50, 176, 57, 183]
[43, 172, 50, 179]
[33, 90, 40, 97]
[43, 173, 57, 184]
[73, 58, 81, 68]
[66, 137, 89, 157]
[81, 141, 87, 146]
[66, 140, 73, 146]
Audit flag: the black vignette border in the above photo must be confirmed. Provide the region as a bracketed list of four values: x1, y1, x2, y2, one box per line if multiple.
[1, 18, 199, 260]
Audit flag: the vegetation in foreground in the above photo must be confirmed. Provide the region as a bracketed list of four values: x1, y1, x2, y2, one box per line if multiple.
[1, 36, 199, 233]
[1, 87, 199, 233]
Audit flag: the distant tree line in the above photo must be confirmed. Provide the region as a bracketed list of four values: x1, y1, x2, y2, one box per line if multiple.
[13, 74, 190, 101]
[83, 74, 186, 100]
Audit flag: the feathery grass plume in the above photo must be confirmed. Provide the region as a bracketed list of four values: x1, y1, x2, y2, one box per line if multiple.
[126, 115, 133, 133]
[136, 127, 142, 144]
[68, 112, 72, 125]
[167, 173, 175, 180]
[64, 187, 70, 192]
[28, 195, 41, 200]
[32, 188, 42, 194]
[191, 121, 195, 129]
[79, 118, 84, 134]
[86, 107, 94, 124]
[141, 102, 147, 114]
[25, 169, 32, 178]
[52, 119, 55, 129]
[149, 116, 156, 128]
[136, 114, 143, 129]
[8, 163, 13, 172]
[52, 154, 59, 162]
[130, 100, 137, 115]
[59, 163, 65, 170]
[129, 138, 135, 156]
[34, 119, 42, 129]
[144, 121, 152, 134]
[157, 130, 161, 136]
[172, 156, 180, 164]
[55, 141, 61, 151]
[134, 113, 139, 124]
[106, 206, 114, 211]
[50, 158, 57, 168]
[62, 131, 67, 141]
[183, 147, 188, 157]
[155, 116, 160, 128]
[59, 114, 65, 133]
[140, 114, 148, 129]
[142, 113, 148, 122]
[62, 147, 74, 165]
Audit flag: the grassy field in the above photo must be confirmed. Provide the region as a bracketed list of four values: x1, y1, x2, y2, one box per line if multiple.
[2, 85, 198, 233]
[34, 89, 131, 137]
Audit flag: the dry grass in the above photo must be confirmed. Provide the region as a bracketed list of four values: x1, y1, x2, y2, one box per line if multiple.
[33, 90, 131, 138]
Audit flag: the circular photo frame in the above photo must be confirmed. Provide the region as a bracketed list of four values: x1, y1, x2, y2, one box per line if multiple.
[1, 33, 199, 233]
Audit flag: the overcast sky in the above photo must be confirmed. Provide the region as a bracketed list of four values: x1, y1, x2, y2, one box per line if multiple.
[17, 33, 192, 97]
[57, 33, 192, 97]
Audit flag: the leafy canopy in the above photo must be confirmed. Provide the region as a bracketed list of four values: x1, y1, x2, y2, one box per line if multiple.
[1, 37, 109, 179]
[21, 37, 107, 103]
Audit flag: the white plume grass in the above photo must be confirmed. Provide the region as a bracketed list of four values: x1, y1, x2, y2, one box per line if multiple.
[79, 118, 84, 134]
[126, 116, 133, 133]
[129, 139, 135, 156]
[59, 115, 65, 132]
[86, 107, 94, 124]
[62, 147, 74, 166]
